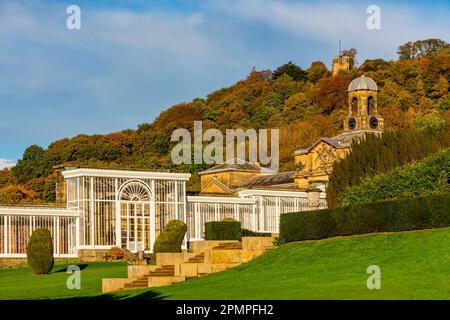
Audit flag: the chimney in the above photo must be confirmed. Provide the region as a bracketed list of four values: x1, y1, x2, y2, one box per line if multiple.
[53, 165, 67, 205]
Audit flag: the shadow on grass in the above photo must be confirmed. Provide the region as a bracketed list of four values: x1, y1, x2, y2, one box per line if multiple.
[53, 264, 89, 273]
[58, 289, 169, 300]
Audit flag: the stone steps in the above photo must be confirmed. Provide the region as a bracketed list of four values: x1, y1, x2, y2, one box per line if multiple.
[102, 237, 275, 293]
[187, 253, 205, 263]
[213, 243, 242, 250]
[148, 265, 175, 277]
[122, 265, 177, 289]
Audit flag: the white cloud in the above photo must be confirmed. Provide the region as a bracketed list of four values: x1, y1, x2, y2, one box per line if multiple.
[212, 0, 450, 59]
[0, 1, 244, 156]
[1, 0, 449, 160]
[0, 159, 17, 169]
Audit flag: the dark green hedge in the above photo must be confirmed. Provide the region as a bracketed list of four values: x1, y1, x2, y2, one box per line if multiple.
[205, 221, 242, 240]
[241, 229, 272, 237]
[153, 220, 187, 253]
[280, 193, 450, 242]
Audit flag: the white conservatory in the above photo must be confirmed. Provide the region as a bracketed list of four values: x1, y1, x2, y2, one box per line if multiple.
[0, 166, 326, 258]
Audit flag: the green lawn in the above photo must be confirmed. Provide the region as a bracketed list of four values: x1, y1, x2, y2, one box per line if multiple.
[0, 262, 127, 300]
[1, 227, 450, 299]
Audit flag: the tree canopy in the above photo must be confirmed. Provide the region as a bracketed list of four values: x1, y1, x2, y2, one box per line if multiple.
[2, 38, 450, 203]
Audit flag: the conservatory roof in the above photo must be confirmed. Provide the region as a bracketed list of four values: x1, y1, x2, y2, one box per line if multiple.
[240, 171, 295, 188]
[61, 167, 191, 181]
[198, 158, 273, 176]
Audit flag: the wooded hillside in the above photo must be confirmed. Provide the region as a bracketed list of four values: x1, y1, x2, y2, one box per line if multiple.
[1, 39, 449, 204]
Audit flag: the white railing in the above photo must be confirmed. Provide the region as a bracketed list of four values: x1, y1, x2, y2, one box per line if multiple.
[186, 192, 327, 240]
[0, 207, 79, 258]
[186, 196, 256, 240]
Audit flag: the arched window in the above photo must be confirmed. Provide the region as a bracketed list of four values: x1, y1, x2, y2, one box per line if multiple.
[119, 181, 151, 202]
[367, 96, 375, 115]
[118, 180, 152, 252]
[351, 97, 358, 114]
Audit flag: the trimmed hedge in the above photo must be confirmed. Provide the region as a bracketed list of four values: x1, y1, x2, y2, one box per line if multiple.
[205, 221, 242, 240]
[280, 193, 450, 242]
[339, 147, 450, 206]
[153, 220, 187, 253]
[241, 229, 272, 237]
[27, 228, 54, 274]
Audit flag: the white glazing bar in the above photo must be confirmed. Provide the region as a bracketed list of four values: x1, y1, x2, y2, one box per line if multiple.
[252, 202, 257, 232]
[126, 202, 130, 249]
[115, 178, 120, 247]
[259, 197, 264, 233]
[52, 216, 56, 254]
[182, 181, 188, 246]
[194, 202, 199, 239]
[90, 177, 94, 246]
[150, 179, 156, 253]
[174, 182, 179, 220]
[29, 216, 32, 238]
[4, 216, 7, 254]
[77, 177, 80, 210]
[276, 196, 280, 233]
[75, 216, 80, 253]
[56, 216, 60, 256]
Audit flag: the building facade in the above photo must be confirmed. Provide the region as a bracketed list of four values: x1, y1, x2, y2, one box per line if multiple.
[293, 75, 384, 189]
[0, 74, 383, 258]
[0, 166, 325, 257]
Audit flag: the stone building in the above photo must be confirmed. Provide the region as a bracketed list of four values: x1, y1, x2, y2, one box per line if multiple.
[332, 54, 352, 76]
[293, 75, 384, 189]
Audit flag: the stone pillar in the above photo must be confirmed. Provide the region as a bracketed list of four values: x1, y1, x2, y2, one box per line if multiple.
[54, 166, 67, 205]
[306, 187, 321, 210]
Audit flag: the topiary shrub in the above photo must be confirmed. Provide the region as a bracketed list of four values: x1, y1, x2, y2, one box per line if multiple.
[153, 220, 187, 253]
[205, 220, 242, 240]
[27, 228, 54, 274]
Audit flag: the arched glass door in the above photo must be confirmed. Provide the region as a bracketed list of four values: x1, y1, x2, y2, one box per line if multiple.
[119, 181, 151, 252]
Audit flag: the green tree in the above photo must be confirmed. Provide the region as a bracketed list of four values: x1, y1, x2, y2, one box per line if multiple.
[326, 126, 450, 207]
[271, 74, 301, 100]
[283, 92, 318, 121]
[273, 61, 308, 81]
[397, 39, 449, 59]
[307, 61, 329, 83]
[413, 113, 446, 131]
[12, 145, 48, 184]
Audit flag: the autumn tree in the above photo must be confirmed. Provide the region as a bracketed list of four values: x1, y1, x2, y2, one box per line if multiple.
[317, 74, 351, 114]
[0, 185, 41, 204]
[342, 48, 358, 68]
[283, 92, 319, 121]
[0, 169, 16, 188]
[307, 61, 329, 83]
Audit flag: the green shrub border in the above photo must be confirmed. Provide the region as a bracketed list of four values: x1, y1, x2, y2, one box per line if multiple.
[205, 221, 242, 240]
[280, 193, 450, 242]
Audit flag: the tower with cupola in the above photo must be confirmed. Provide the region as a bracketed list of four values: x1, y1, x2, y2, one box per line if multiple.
[344, 75, 384, 133]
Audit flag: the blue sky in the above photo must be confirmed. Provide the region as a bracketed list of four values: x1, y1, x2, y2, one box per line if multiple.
[0, 0, 449, 167]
